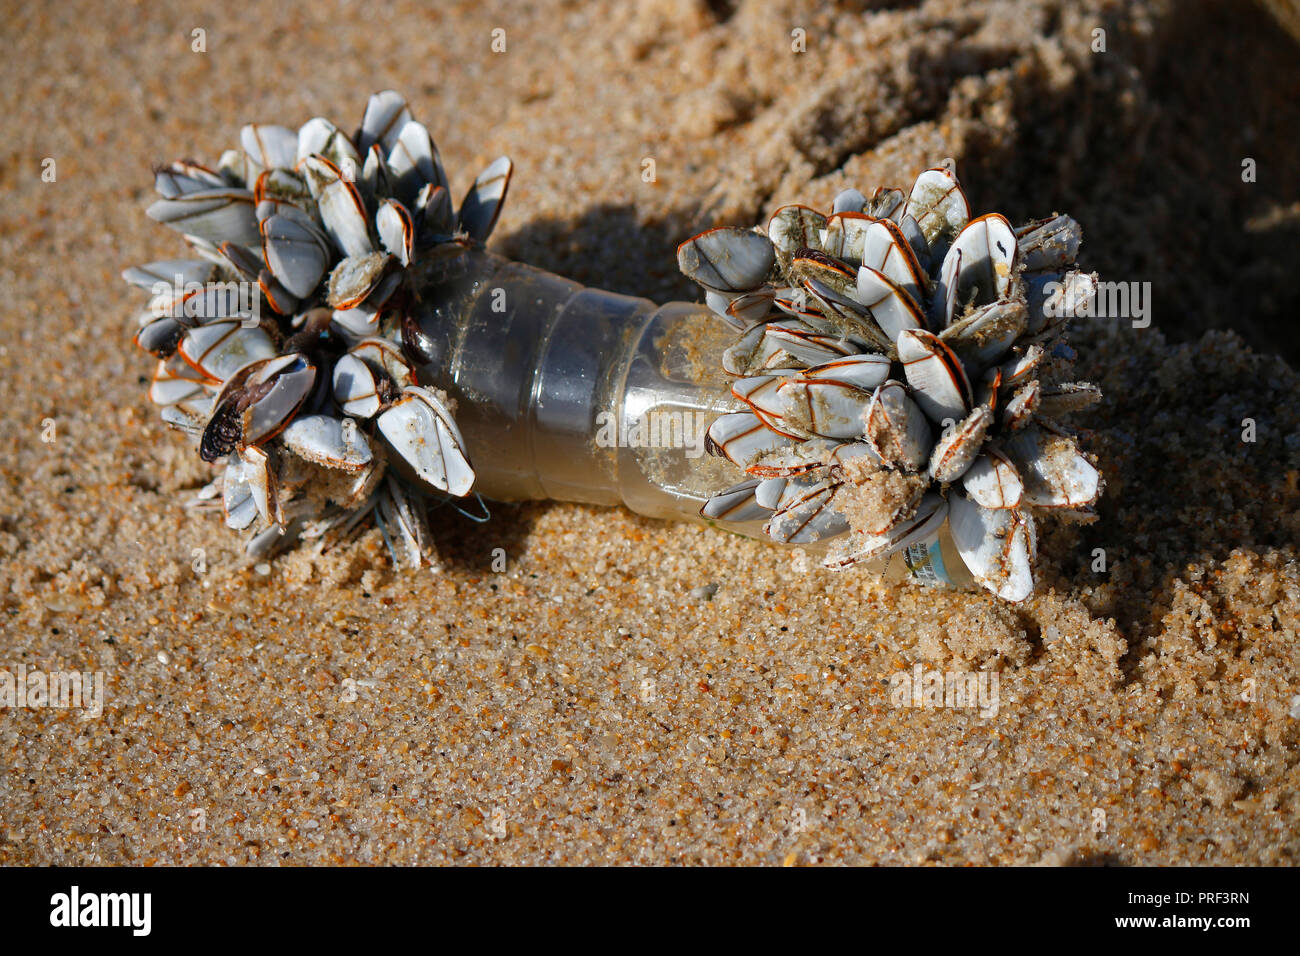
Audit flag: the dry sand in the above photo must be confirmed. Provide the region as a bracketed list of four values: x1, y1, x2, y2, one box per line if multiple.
[1, 0, 1298, 864]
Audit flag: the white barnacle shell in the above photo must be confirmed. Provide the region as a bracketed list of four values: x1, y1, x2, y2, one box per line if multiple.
[122, 259, 214, 290]
[763, 478, 848, 545]
[940, 299, 1028, 370]
[961, 448, 1024, 510]
[262, 211, 333, 298]
[304, 155, 375, 259]
[1016, 215, 1082, 273]
[223, 446, 282, 531]
[864, 381, 931, 472]
[222, 453, 260, 531]
[746, 439, 843, 478]
[240, 124, 298, 182]
[458, 156, 513, 243]
[178, 321, 276, 384]
[242, 355, 316, 445]
[856, 218, 926, 305]
[377, 199, 415, 266]
[677, 227, 774, 293]
[376, 386, 475, 497]
[153, 161, 226, 198]
[791, 249, 888, 347]
[147, 188, 261, 247]
[898, 329, 972, 425]
[705, 411, 797, 468]
[948, 493, 1036, 603]
[327, 251, 392, 309]
[1001, 380, 1040, 430]
[775, 374, 875, 441]
[865, 186, 905, 220]
[297, 117, 362, 172]
[721, 321, 851, 375]
[331, 271, 401, 338]
[387, 121, 447, 207]
[1002, 424, 1102, 509]
[767, 204, 827, 261]
[928, 406, 993, 483]
[704, 287, 777, 330]
[280, 414, 372, 472]
[939, 213, 1017, 321]
[375, 478, 431, 570]
[831, 188, 867, 214]
[358, 90, 413, 154]
[332, 352, 384, 419]
[700, 479, 770, 523]
[149, 354, 207, 407]
[901, 163, 970, 262]
[855, 264, 925, 341]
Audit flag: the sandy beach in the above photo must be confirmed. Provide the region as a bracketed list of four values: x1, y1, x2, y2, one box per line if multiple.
[1, 0, 1297, 864]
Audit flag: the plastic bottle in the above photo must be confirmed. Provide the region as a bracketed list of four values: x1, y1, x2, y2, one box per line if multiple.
[403, 244, 971, 588]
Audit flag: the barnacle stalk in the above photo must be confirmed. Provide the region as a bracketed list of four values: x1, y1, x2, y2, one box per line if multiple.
[127, 93, 1101, 601]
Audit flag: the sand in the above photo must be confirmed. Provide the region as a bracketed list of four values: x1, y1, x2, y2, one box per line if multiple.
[1, 0, 1297, 864]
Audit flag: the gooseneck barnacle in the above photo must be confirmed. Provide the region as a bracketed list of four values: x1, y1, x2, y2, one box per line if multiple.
[127, 91, 509, 567]
[680, 161, 1104, 601]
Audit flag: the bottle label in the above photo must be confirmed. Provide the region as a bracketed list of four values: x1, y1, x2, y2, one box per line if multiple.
[882, 519, 975, 589]
[903, 537, 949, 586]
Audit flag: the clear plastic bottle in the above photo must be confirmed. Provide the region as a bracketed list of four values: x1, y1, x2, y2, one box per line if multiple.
[403, 245, 972, 588]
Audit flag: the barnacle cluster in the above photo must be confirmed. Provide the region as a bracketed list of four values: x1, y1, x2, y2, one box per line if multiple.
[125, 91, 509, 565]
[679, 162, 1103, 601]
